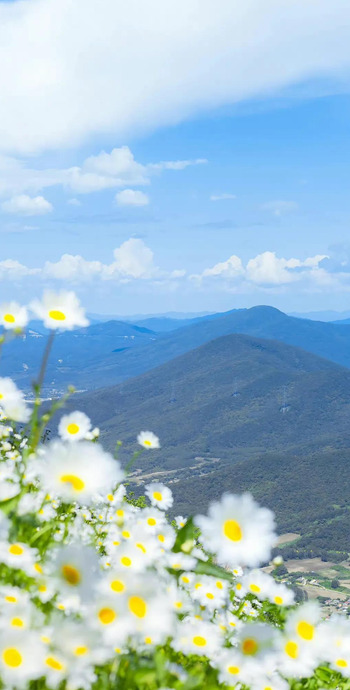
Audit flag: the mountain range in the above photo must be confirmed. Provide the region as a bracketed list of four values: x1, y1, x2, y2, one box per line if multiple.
[5, 305, 350, 396]
[63, 332, 350, 558]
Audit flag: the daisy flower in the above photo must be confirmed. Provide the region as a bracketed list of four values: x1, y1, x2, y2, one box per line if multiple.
[0, 541, 38, 575]
[0, 630, 46, 687]
[122, 576, 174, 645]
[52, 545, 100, 601]
[145, 482, 173, 510]
[175, 515, 187, 529]
[172, 619, 222, 659]
[58, 411, 92, 443]
[35, 440, 124, 505]
[195, 493, 276, 568]
[0, 377, 29, 423]
[30, 290, 88, 330]
[0, 302, 28, 330]
[137, 431, 160, 449]
[285, 601, 322, 650]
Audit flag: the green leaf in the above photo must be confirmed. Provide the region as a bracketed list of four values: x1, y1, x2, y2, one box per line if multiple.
[173, 517, 196, 553]
[194, 559, 233, 581]
[0, 492, 22, 516]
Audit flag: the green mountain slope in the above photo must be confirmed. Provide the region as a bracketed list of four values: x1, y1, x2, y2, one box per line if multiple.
[47, 305, 350, 391]
[69, 333, 350, 555]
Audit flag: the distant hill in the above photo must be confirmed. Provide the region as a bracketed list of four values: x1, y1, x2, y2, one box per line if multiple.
[45, 304, 350, 391]
[0, 320, 157, 393]
[68, 333, 350, 556]
[6, 305, 350, 394]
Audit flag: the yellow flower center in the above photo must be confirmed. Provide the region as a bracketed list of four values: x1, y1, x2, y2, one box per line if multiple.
[128, 596, 147, 618]
[274, 596, 283, 605]
[67, 423, 80, 435]
[116, 509, 124, 517]
[228, 666, 240, 675]
[297, 621, 314, 641]
[98, 607, 116, 625]
[143, 440, 152, 446]
[121, 556, 132, 567]
[75, 646, 88, 656]
[60, 474, 85, 491]
[242, 638, 258, 655]
[153, 491, 162, 501]
[285, 641, 298, 659]
[206, 593, 215, 600]
[3, 314, 15, 324]
[34, 563, 43, 574]
[111, 580, 125, 593]
[3, 648, 22, 667]
[158, 534, 165, 543]
[107, 494, 114, 501]
[61, 564, 81, 586]
[11, 618, 24, 627]
[5, 596, 17, 603]
[223, 519, 242, 542]
[136, 542, 147, 553]
[182, 576, 190, 584]
[250, 584, 261, 593]
[193, 636, 206, 647]
[216, 581, 223, 589]
[145, 637, 152, 644]
[147, 518, 156, 526]
[336, 659, 348, 668]
[9, 544, 24, 556]
[49, 310, 66, 321]
[46, 656, 64, 671]
[122, 530, 131, 539]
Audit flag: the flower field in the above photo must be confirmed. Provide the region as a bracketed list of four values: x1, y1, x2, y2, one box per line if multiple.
[0, 292, 350, 689]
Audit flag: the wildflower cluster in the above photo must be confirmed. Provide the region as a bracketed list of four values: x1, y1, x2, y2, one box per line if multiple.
[0, 292, 350, 690]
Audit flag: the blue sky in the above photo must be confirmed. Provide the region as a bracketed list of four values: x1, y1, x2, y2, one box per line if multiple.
[2, 0, 350, 314]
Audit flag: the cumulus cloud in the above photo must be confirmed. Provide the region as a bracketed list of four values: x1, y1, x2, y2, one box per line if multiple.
[0, 147, 205, 200]
[3, 243, 350, 297]
[261, 200, 299, 217]
[192, 251, 328, 286]
[0, 1, 350, 154]
[1, 194, 53, 216]
[39, 239, 160, 283]
[210, 193, 236, 202]
[115, 189, 149, 207]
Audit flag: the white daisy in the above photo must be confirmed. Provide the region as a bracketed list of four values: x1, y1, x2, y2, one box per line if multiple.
[30, 290, 88, 330]
[0, 630, 46, 686]
[137, 431, 160, 449]
[0, 302, 28, 330]
[52, 545, 100, 601]
[0, 377, 29, 423]
[195, 493, 276, 567]
[172, 619, 222, 659]
[0, 541, 38, 575]
[58, 411, 92, 442]
[145, 483, 173, 510]
[35, 440, 124, 505]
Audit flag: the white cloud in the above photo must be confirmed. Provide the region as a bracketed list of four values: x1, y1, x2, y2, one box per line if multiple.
[192, 251, 328, 286]
[0, 147, 205, 199]
[115, 189, 149, 207]
[67, 198, 81, 206]
[111, 239, 156, 278]
[0, 259, 39, 280]
[0, 1, 349, 154]
[2, 243, 349, 297]
[149, 159, 207, 171]
[1, 194, 53, 216]
[43, 239, 159, 282]
[210, 193, 236, 202]
[261, 200, 299, 216]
